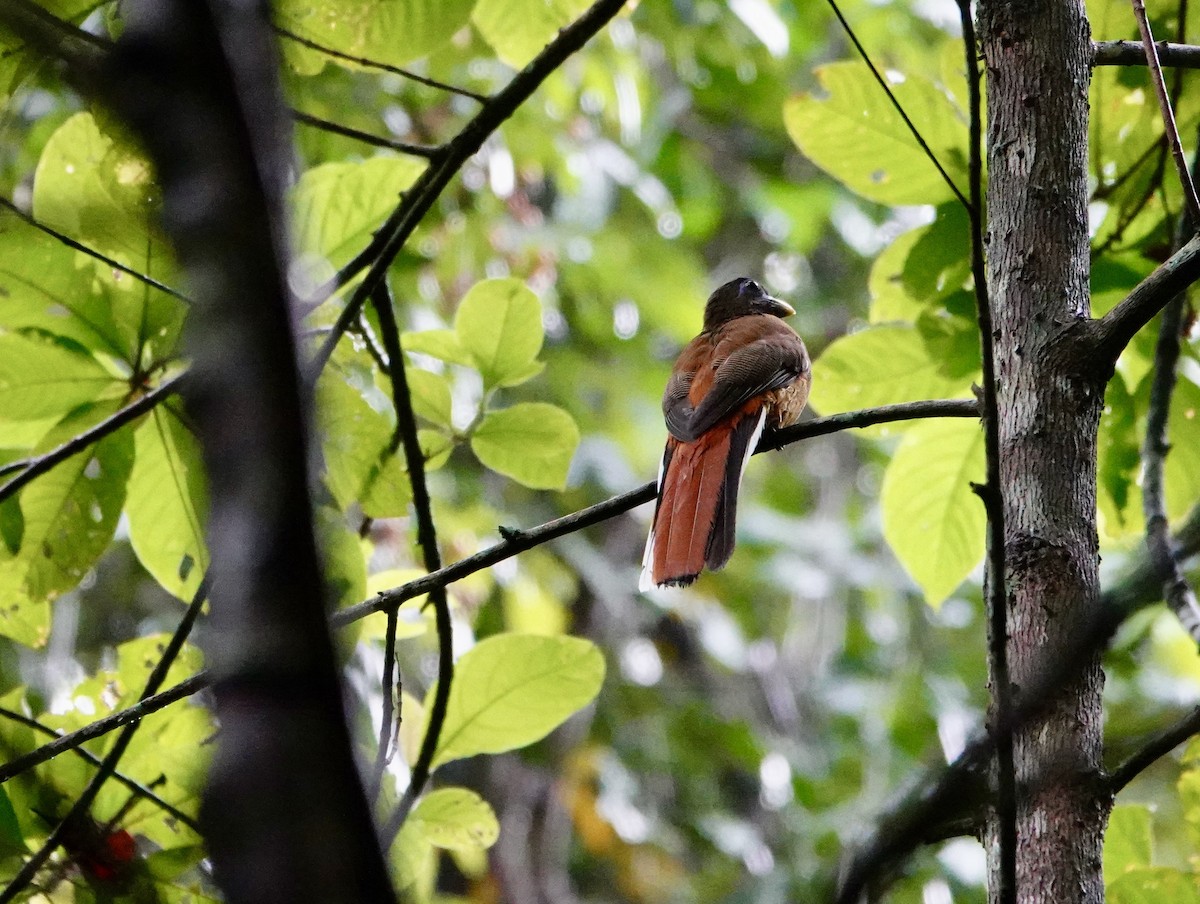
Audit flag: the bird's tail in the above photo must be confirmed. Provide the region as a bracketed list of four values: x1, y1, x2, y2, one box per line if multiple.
[640, 408, 766, 589]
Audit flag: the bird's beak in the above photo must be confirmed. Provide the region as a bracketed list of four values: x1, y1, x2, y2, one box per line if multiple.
[765, 295, 796, 318]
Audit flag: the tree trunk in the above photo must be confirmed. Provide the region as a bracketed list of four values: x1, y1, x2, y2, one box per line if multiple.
[977, 0, 1111, 901]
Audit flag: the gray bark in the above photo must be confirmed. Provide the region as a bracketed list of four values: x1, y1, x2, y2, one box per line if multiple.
[978, 0, 1111, 901]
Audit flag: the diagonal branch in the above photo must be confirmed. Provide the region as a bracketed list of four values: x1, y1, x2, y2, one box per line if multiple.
[305, 0, 630, 377]
[1107, 702, 1200, 793]
[0, 375, 185, 501]
[291, 109, 444, 159]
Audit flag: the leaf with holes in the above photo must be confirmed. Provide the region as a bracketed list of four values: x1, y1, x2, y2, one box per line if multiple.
[0, 334, 121, 422]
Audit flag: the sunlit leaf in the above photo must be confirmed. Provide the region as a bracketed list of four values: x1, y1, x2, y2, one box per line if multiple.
[404, 367, 454, 427]
[410, 788, 500, 851]
[1108, 868, 1200, 904]
[1104, 805, 1153, 882]
[881, 417, 985, 606]
[317, 376, 411, 517]
[126, 406, 210, 601]
[454, 278, 544, 389]
[428, 633, 605, 767]
[784, 62, 969, 206]
[470, 402, 579, 489]
[473, 0, 592, 68]
[0, 333, 119, 421]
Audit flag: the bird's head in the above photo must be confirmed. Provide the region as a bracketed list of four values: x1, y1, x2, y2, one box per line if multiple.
[702, 277, 795, 330]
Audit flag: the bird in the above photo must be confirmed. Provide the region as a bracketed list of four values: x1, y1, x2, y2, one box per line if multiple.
[640, 278, 811, 590]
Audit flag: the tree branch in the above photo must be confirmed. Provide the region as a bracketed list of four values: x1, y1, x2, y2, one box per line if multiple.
[0, 375, 186, 500]
[272, 24, 488, 102]
[1088, 232, 1200, 365]
[0, 198, 189, 302]
[305, 0, 630, 377]
[291, 109, 444, 159]
[955, 1, 1016, 899]
[1107, 703, 1200, 793]
[1094, 39, 1200, 67]
[368, 282, 455, 842]
[0, 706, 199, 831]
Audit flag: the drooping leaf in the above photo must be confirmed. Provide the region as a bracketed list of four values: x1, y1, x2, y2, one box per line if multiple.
[409, 788, 500, 851]
[125, 406, 209, 601]
[454, 278, 545, 389]
[784, 62, 969, 206]
[428, 633, 605, 768]
[470, 402, 579, 489]
[0, 333, 120, 421]
[809, 325, 976, 424]
[880, 417, 986, 607]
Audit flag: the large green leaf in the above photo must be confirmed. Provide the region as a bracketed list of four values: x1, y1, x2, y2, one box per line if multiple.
[473, 0, 592, 68]
[409, 787, 500, 851]
[428, 633, 605, 768]
[276, 0, 476, 69]
[470, 402, 579, 489]
[1104, 805, 1153, 883]
[32, 112, 170, 279]
[125, 406, 210, 601]
[454, 278, 544, 389]
[784, 62, 969, 206]
[880, 417, 985, 606]
[809, 324, 976, 421]
[10, 400, 135, 611]
[0, 333, 120, 421]
[292, 156, 425, 275]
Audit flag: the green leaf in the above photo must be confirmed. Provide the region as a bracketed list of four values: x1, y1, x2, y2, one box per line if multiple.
[318, 376, 412, 517]
[470, 402, 579, 489]
[0, 785, 23, 855]
[1108, 868, 1200, 904]
[292, 156, 425, 275]
[1105, 805, 1153, 882]
[784, 62, 969, 206]
[410, 788, 500, 851]
[33, 112, 171, 279]
[1098, 374, 1141, 540]
[403, 329, 475, 367]
[277, 0, 476, 69]
[10, 400, 135, 609]
[454, 278, 544, 390]
[125, 406, 210, 601]
[428, 633, 605, 768]
[1163, 372, 1200, 523]
[0, 334, 119, 421]
[880, 417, 986, 606]
[809, 325, 976, 424]
[404, 368, 453, 427]
[473, 0, 592, 68]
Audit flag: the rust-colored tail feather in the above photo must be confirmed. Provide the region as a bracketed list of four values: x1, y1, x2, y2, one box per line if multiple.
[641, 409, 766, 589]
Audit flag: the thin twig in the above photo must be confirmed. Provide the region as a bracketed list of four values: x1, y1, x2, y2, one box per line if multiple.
[0, 399, 979, 781]
[1140, 137, 1200, 643]
[1094, 39, 1200, 67]
[371, 607, 400, 795]
[955, 2, 1015, 900]
[0, 706, 200, 831]
[369, 282, 453, 843]
[272, 24, 488, 102]
[0, 576, 208, 903]
[291, 109, 444, 159]
[304, 0, 630, 376]
[0, 375, 185, 503]
[0, 197, 190, 302]
[1130, 0, 1200, 225]
[822, 0, 971, 212]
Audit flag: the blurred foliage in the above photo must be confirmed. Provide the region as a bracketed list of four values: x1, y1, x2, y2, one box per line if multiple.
[0, 0, 1199, 901]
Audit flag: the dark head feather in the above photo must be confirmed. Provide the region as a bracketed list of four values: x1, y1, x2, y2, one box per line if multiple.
[702, 278, 795, 330]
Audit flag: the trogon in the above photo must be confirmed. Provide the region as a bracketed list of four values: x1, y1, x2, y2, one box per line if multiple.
[640, 278, 811, 589]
